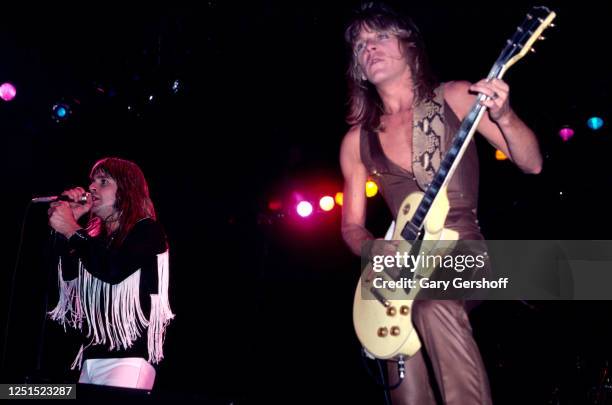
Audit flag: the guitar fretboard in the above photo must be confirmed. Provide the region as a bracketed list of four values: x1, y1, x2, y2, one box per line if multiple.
[400, 67, 503, 241]
[398, 6, 554, 242]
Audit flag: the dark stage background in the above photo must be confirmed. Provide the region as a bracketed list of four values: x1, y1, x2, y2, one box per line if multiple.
[1, 1, 611, 403]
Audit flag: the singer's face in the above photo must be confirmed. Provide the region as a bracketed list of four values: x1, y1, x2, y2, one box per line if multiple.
[88, 171, 118, 218]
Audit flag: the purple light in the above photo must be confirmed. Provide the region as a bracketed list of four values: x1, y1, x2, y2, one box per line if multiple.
[0, 82, 17, 101]
[559, 127, 574, 142]
[296, 201, 313, 218]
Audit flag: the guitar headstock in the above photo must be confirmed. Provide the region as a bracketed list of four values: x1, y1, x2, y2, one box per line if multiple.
[496, 6, 556, 76]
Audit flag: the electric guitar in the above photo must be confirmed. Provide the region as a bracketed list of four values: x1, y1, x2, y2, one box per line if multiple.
[353, 6, 556, 361]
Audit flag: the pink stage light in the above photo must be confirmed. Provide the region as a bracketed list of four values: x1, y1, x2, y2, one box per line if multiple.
[559, 127, 575, 142]
[0, 82, 17, 101]
[296, 201, 313, 218]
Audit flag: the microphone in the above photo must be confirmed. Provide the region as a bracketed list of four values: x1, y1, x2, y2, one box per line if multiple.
[32, 193, 89, 204]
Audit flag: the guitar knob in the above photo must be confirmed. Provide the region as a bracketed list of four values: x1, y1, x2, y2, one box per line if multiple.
[377, 327, 389, 337]
[387, 306, 397, 317]
[400, 305, 410, 315]
[391, 326, 401, 336]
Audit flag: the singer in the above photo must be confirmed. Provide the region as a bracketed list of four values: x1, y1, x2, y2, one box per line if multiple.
[46, 157, 174, 390]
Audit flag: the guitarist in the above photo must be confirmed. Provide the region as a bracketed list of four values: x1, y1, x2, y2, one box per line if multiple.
[340, 3, 542, 404]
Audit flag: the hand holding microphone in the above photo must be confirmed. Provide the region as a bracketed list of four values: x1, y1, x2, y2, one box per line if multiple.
[34, 187, 92, 206]
[47, 187, 92, 238]
[53, 187, 93, 220]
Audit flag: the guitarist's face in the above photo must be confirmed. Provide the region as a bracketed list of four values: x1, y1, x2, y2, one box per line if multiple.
[354, 27, 411, 86]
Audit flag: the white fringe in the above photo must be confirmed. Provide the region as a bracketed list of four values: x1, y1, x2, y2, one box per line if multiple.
[48, 250, 174, 368]
[48, 257, 83, 330]
[70, 344, 85, 370]
[147, 251, 175, 364]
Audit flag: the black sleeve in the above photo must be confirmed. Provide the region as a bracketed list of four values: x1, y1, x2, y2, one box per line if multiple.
[67, 219, 168, 285]
[48, 233, 79, 281]
[59, 254, 80, 281]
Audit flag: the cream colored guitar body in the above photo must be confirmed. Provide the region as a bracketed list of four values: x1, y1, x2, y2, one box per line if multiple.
[352, 187, 458, 360]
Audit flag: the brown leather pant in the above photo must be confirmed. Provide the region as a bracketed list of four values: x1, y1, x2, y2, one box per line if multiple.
[387, 300, 492, 405]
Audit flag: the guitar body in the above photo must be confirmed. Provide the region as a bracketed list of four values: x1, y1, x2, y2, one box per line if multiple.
[352, 187, 459, 360]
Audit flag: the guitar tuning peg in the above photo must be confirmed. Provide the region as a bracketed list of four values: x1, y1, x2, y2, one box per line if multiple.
[539, 36, 546, 41]
[550, 23, 556, 28]
[530, 48, 536, 53]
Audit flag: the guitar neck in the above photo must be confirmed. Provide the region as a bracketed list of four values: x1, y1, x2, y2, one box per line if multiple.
[401, 65, 505, 241]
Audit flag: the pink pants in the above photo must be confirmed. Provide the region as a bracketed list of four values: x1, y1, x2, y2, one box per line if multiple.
[78, 357, 156, 390]
[388, 300, 492, 405]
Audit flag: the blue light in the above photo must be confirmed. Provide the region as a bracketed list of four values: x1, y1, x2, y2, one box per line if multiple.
[56, 107, 67, 118]
[587, 116, 604, 131]
[52, 102, 72, 122]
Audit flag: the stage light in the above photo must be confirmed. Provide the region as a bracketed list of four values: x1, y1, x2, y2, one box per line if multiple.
[495, 150, 508, 160]
[335, 192, 343, 206]
[559, 126, 574, 142]
[171, 79, 182, 94]
[365, 180, 378, 197]
[52, 102, 72, 122]
[56, 106, 67, 117]
[587, 116, 604, 131]
[0, 82, 16, 101]
[319, 196, 335, 212]
[296, 201, 313, 218]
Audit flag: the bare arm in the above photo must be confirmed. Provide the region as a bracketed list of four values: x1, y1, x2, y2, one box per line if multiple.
[445, 80, 542, 174]
[340, 126, 374, 256]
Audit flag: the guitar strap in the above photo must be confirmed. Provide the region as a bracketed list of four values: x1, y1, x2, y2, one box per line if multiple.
[412, 86, 446, 191]
[363, 86, 447, 191]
